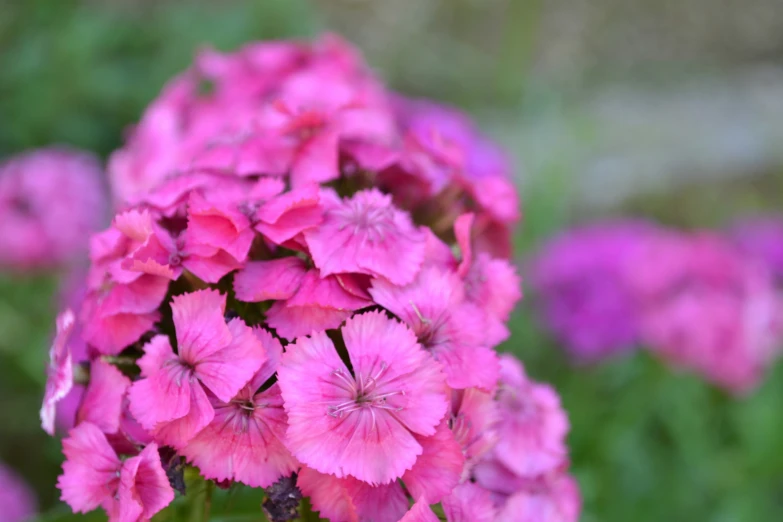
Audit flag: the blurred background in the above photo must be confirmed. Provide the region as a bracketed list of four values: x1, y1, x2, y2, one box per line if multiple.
[2, 0, 783, 521]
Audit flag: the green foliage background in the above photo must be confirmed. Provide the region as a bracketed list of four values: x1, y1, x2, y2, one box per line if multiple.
[1, 1, 782, 521]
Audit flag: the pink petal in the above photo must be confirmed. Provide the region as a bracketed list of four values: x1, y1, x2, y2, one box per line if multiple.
[58, 422, 121, 514]
[290, 128, 340, 187]
[287, 270, 372, 311]
[399, 500, 439, 522]
[266, 302, 351, 341]
[127, 360, 193, 431]
[98, 274, 170, 317]
[304, 189, 426, 285]
[342, 477, 408, 522]
[83, 311, 160, 356]
[442, 482, 497, 522]
[181, 249, 242, 283]
[342, 311, 448, 436]
[195, 317, 267, 402]
[136, 335, 177, 378]
[496, 474, 581, 522]
[254, 183, 323, 245]
[233, 258, 307, 302]
[403, 420, 464, 503]
[114, 209, 154, 243]
[152, 380, 215, 449]
[171, 290, 232, 363]
[298, 468, 358, 522]
[41, 310, 75, 435]
[451, 388, 500, 465]
[182, 384, 298, 487]
[118, 443, 175, 521]
[186, 191, 254, 262]
[454, 212, 474, 277]
[248, 327, 284, 388]
[77, 360, 131, 434]
[465, 253, 522, 321]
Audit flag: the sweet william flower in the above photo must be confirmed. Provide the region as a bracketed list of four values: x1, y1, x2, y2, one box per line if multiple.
[40, 310, 76, 436]
[304, 189, 427, 286]
[128, 289, 267, 448]
[181, 328, 299, 487]
[58, 422, 174, 522]
[277, 311, 448, 485]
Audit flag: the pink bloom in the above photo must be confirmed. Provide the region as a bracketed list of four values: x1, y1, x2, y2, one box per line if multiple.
[253, 183, 323, 245]
[234, 257, 309, 302]
[181, 329, 298, 487]
[58, 422, 174, 521]
[494, 355, 570, 479]
[0, 463, 36, 522]
[496, 474, 581, 522]
[277, 311, 448, 484]
[305, 189, 427, 285]
[128, 290, 267, 448]
[0, 147, 105, 270]
[298, 467, 408, 522]
[185, 190, 255, 264]
[266, 269, 372, 340]
[639, 233, 783, 393]
[442, 482, 497, 522]
[402, 419, 465, 503]
[449, 387, 500, 471]
[370, 266, 499, 389]
[77, 360, 132, 435]
[41, 310, 76, 435]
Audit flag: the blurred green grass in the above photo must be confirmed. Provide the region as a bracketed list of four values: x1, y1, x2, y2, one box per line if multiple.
[2, 1, 783, 521]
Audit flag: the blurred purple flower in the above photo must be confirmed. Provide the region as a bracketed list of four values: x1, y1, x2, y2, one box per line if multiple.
[531, 221, 656, 362]
[0, 147, 106, 271]
[0, 463, 36, 522]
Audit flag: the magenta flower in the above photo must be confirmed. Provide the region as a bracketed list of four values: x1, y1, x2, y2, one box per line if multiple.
[370, 266, 499, 389]
[0, 463, 36, 522]
[58, 422, 174, 521]
[181, 328, 299, 487]
[494, 355, 569, 479]
[76, 360, 131, 435]
[532, 221, 656, 362]
[128, 289, 267, 448]
[639, 233, 783, 393]
[0, 147, 105, 270]
[304, 189, 427, 285]
[277, 311, 448, 485]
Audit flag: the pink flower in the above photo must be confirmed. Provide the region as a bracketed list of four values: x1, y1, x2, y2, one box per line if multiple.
[277, 310, 448, 485]
[297, 467, 409, 522]
[0, 463, 36, 522]
[58, 422, 174, 521]
[76, 359, 132, 435]
[41, 310, 76, 435]
[236, 258, 372, 340]
[496, 474, 581, 522]
[0, 147, 105, 270]
[128, 289, 267, 448]
[449, 387, 500, 471]
[370, 266, 500, 389]
[494, 355, 570, 479]
[442, 482, 497, 522]
[401, 419, 465, 503]
[253, 183, 324, 245]
[304, 189, 427, 285]
[639, 233, 783, 393]
[181, 328, 299, 487]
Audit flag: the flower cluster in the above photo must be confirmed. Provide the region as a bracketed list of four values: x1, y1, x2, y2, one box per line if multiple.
[41, 35, 578, 522]
[0, 147, 105, 270]
[532, 220, 783, 393]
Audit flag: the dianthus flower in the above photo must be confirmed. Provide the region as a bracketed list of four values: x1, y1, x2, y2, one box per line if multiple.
[40, 34, 576, 522]
[636, 232, 783, 393]
[0, 147, 105, 270]
[531, 221, 657, 362]
[0, 463, 36, 522]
